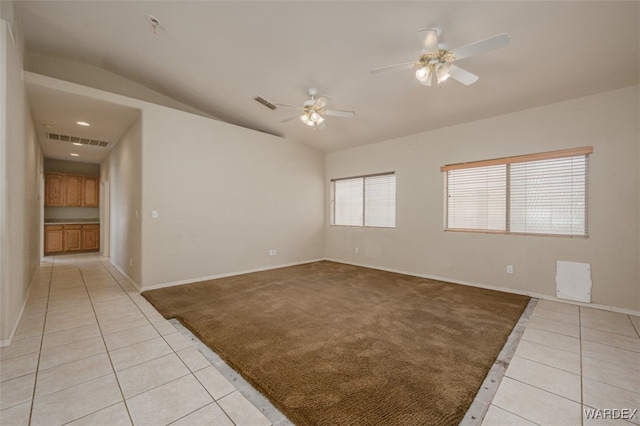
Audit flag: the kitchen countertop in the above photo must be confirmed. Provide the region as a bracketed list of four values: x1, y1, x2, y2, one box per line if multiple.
[45, 219, 100, 225]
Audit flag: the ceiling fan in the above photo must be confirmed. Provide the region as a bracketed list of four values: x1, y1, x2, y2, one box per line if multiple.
[370, 28, 510, 86]
[276, 89, 355, 129]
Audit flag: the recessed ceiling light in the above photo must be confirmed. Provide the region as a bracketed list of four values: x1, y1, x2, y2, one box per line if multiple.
[70, 153, 80, 157]
[72, 143, 83, 146]
[76, 121, 90, 127]
[43, 123, 53, 129]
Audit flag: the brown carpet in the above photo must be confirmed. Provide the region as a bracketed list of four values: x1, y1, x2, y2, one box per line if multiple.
[142, 261, 529, 426]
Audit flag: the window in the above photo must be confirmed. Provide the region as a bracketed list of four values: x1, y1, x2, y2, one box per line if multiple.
[331, 173, 396, 227]
[442, 147, 591, 237]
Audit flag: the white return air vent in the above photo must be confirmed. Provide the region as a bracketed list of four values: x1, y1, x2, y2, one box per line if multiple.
[556, 261, 591, 303]
[46, 132, 110, 148]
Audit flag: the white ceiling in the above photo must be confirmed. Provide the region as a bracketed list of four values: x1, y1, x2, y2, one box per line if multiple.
[26, 83, 141, 164]
[16, 1, 640, 164]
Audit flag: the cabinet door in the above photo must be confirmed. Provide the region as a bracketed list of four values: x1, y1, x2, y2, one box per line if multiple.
[82, 225, 100, 251]
[83, 177, 99, 207]
[45, 174, 64, 207]
[44, 225, 64, 254]
[64, 225, 82, 251]
[64, 175, 83, 207]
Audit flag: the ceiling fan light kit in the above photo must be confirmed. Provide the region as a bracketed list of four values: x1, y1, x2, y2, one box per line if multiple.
[371, 27, 510, 87]
[276, 88, 355, 129]
[275, 27, 509, 129]
[300, 111, 324, 127]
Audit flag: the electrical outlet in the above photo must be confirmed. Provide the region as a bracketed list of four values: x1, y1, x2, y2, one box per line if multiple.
[268, 249, 277, 256]
[152, 210, 159, 219]
[129, 258, 133, 267]
[507, 265, 514, 274]
[355, 247, 359, 254]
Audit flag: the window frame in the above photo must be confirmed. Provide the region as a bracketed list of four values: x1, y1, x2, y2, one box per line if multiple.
[441, 147, 592, 237]
[330, 172, 396, 228]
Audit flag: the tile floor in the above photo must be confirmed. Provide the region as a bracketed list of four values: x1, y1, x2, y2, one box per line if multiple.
[1, 254, 271, 426]
[1, 254, 638, 425]
[483, 299, 640, 426]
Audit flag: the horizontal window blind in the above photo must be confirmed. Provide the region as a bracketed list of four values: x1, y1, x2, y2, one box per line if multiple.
[509, 155, 587, 236]
[443, 147, 591, 237]
[333, 177, 364, 226]
[331, 172, 396, 228]
[446, 165, 506, 231]
[364, 173, 396, 227]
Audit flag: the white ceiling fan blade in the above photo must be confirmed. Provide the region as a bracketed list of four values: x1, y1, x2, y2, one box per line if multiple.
[281, 115, 301, 123]
[313, 96, 329, 110]
[452, 33, 510, 61]
[417, 28, 439, 54]
[324, 109, 355, 118]
[274, 103, 303, 110]
[448, 65, 479, 85]
[370, 62, 417, 74]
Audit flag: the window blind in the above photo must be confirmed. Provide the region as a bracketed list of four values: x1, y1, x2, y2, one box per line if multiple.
[509, 155, 587, 235]
[364, 173, 396, 227]
[333, 177, 364, 226]
[445, 165, 506, 231]
[442, 147, 591, 237]
[331, 172, 396, 228]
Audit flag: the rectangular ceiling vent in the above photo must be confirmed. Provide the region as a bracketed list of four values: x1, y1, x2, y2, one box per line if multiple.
[254, 96, 277, 110]
[46, 133, 110, 148]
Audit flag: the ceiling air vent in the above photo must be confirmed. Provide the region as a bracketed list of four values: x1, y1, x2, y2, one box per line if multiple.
[47, 133, 110, 148]
[254, 96, 277, 110]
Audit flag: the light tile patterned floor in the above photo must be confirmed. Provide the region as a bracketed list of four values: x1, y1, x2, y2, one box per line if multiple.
[0, 254, 271, 426]
[483, 299, 640, 426]
[1, 254, 638, 425]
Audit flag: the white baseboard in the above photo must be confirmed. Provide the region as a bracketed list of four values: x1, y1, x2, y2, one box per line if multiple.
[107, 255, 639, 317]
[0, 268, 41, 348]
[324, 258, 640, 317]
[140, 258, 325, 292]
[107, 258, 141, 291]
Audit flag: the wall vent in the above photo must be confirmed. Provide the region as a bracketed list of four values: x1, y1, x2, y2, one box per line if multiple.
[46, 133, 110, 148]
[254, 96, 277, 110]
[556, 260, 592, 303]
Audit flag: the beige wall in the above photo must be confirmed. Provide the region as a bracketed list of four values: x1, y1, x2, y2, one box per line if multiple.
[0, 12, 43, 345]
[140, 105, 325, 288]
[105, 115, 143, 284]
[325, 86, 640, 312]
[21, 71, 326, 291]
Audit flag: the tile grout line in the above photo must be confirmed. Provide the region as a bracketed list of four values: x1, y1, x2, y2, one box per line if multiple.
[170, 319, 288, 426]
[27, 255, 55, 426]
[186, 367, 238, 426]
[77, 255, 136, 426]
[627, 313, 640, 339]
[94, 255, 218, 425]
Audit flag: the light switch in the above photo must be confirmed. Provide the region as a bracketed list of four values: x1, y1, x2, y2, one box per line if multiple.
[152, 210, 159, 219]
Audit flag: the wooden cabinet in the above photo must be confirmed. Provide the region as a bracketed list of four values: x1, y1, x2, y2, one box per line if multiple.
[44, 225, 64, 253]
[64, 175, 84, 207]
[83, 176, 99, 207]
[82, 224, 100, 251]
[45, 174, 64, 207]
[45, 173, 100, 207]
[44, 224, 100, 254]
[64, 225, 82, 251]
